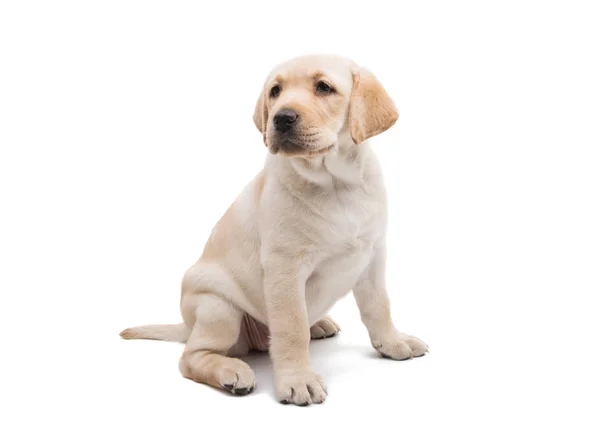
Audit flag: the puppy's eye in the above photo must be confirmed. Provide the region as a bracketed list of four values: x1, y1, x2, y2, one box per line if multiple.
[270, 85, 281, 98]
[316, 81, 333, 94]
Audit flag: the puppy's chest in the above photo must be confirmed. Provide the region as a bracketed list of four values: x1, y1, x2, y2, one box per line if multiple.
[314, 188, 384, 250]
[305, 193, 381, 320]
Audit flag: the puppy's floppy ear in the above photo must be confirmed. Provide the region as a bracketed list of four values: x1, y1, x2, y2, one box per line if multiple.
[253, 88, 268, 145]
[349, 68, 399, 144]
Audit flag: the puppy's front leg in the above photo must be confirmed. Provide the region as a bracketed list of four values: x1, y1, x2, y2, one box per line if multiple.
[264, 259, 327, 406]
[354, 244, 429, 360]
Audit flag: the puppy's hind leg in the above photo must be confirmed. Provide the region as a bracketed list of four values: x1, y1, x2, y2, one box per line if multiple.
[179, 293, 255, 395]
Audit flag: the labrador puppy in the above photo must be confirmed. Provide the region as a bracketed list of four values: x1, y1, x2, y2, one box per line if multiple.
[121, 54, 428, 406]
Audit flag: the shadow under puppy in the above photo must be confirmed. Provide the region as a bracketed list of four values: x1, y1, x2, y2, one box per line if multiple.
[121, 54, 428, 406]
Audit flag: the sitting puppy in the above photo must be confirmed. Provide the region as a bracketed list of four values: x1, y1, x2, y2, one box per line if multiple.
[121, 54, 428, 406]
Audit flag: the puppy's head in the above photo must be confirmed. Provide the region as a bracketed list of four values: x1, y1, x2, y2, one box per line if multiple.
[253, 55, 399, 156]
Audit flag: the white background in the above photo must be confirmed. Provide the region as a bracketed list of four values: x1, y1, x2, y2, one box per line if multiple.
[1, 1, 599, 435]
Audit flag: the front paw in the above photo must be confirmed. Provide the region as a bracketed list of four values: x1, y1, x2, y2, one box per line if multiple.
[373, 332, 429, 360]
[275, 367, 327, 406]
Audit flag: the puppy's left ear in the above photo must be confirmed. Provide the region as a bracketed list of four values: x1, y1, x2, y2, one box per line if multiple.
[349, 68, 399, 144]
[253, 88, 268, 145]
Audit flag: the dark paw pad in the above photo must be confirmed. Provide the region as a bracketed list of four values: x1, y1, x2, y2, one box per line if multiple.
[222, 384, 254, 395]
[233, 387, 252, 395]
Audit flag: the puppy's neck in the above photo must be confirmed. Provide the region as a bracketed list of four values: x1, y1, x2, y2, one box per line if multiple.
[272, 136, 371, 188]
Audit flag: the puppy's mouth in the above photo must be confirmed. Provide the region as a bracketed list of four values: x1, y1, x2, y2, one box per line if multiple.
[269, 137, 335, 157]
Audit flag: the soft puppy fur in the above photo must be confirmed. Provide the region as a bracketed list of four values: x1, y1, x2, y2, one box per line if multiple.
[121, 54, 428, 406]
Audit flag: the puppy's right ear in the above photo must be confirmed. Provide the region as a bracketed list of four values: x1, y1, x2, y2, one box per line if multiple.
[253, 88, 268, 145]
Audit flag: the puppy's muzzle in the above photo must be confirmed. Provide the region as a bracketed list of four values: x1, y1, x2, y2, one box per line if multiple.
[273, 109, 297, 133]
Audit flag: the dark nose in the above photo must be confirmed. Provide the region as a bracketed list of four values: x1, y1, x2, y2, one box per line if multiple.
[273, 109, 297, 133]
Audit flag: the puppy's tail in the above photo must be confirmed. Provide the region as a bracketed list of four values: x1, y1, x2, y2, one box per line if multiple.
[119, 323, 190, 343]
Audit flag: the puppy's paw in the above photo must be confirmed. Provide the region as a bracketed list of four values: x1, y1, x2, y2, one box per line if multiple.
[180, 355, 256, 395]
[310, 315, 341, 339]
[373, 332, 429, 360]
[275, 367, 327, 406]
[218, 358, 256, 395]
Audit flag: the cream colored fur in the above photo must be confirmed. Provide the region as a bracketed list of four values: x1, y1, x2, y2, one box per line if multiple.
[121, 55, 428, 406]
